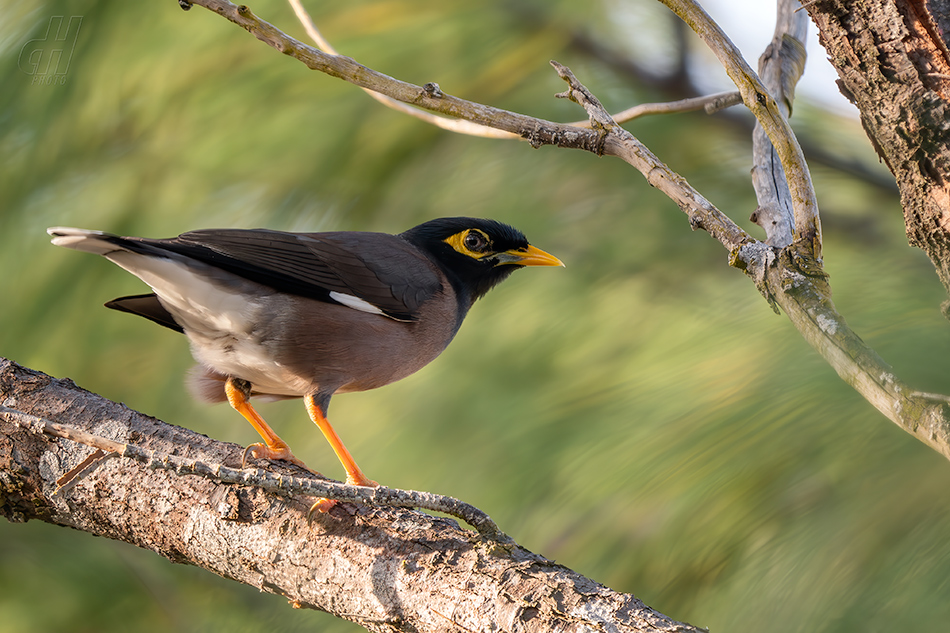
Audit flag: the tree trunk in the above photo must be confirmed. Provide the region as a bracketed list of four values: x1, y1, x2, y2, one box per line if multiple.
[807, 0, 950, 314]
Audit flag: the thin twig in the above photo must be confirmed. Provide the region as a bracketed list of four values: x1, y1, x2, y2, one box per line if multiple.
[287, 0, 515, 139]
[286, 0, 739, 135]
[588, 91, 742, 124]
[0, 405, 513, 543]
[551, 59, 753, 254]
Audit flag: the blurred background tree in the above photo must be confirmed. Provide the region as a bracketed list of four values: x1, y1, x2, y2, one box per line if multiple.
[2, 1, 949, 631]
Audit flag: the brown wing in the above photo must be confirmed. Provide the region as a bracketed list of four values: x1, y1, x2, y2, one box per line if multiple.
[138, 228, 443, 321]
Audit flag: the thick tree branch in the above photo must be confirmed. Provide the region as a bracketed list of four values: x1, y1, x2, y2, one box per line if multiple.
[0, 358, 701, 633]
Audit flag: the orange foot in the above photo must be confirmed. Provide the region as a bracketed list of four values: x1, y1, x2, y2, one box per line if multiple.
[307, 475, 380, 518]
[241, 441, 315, 473]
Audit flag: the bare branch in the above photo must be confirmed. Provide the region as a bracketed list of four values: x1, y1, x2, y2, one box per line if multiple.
[286, 0, 739, 134]
[188, 0, 611, 152]
[737, 1, 950, 458]
[757, 257, 950, 460]
[657, 0, 822, 256]
[548, 7, 950, 459]
[286, 0, 518, 139]
[551, 60, 751, 254]
[0, 357, 702, 633]
[750, 0, 809, 246]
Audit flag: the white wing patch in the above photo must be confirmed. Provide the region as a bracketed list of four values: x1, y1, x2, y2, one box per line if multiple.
[329, 291, 385, 316]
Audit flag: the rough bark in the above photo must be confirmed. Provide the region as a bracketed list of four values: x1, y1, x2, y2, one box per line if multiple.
[807, 0, 950, 314]
[0, 358, 701, 633]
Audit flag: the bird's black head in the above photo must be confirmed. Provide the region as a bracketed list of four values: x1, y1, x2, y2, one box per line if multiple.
[400, 217, 562, 310]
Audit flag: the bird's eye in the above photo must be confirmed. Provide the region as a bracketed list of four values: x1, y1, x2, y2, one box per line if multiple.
[463, 230, 489, 253]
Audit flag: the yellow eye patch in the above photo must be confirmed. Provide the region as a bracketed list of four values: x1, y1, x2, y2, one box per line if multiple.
[443, 229, 493, 259]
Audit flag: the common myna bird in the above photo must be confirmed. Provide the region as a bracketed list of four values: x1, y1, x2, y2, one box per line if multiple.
[48, 218, 562, 510]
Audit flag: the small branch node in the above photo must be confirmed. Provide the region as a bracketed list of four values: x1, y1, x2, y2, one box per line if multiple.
[422, 82, 443, 99]
[731, 241, 780, 313]
[524, 122, 544, 149]
[550, 60, 615, 132]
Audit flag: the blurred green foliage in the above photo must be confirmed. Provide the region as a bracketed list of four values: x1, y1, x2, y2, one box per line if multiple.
[2, 1, 950, 632]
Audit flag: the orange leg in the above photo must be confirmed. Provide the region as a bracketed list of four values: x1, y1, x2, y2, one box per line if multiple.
[305, 393, 378, 514]
[305, 394, 376, 487]
[225, 378, 313, 472]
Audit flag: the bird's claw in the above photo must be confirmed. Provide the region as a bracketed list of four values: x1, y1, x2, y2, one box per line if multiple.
[307, 497, 339, 520]
[306, 477, 380, 524]
[240, 442, 379, 524]
[241, 442, 313, 472]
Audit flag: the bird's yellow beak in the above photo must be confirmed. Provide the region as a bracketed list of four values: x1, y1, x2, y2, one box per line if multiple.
[497, 244, 564, 267]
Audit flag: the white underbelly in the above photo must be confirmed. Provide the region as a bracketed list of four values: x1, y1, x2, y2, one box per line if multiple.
[190, 336, 311, 397]
[108, 251, 311, 396]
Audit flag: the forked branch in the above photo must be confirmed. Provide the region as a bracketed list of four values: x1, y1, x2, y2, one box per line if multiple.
[656, 0, 822, 255]
[285, 0, 742, 134]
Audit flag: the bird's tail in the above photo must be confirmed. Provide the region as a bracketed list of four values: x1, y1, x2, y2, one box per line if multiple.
[47, 227, 124, 256]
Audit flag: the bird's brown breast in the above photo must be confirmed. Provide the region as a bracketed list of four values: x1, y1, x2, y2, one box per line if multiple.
[264, 282, 461, 396]
[181, 271, 461, 401]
